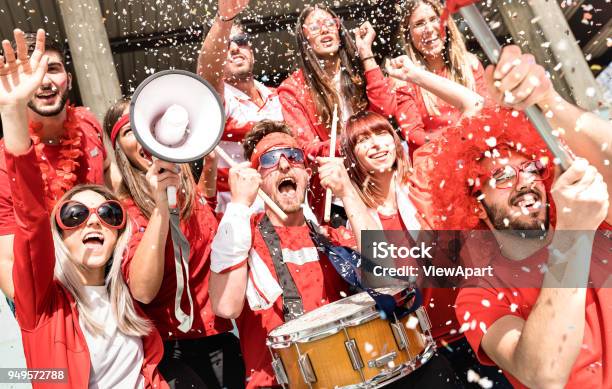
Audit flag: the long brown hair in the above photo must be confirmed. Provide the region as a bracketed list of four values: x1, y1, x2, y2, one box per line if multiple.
[342, 111, 411, 208]
[396, 0, 477, 115]
[296, 4, 368, 130]
[103, 99, 195, 220]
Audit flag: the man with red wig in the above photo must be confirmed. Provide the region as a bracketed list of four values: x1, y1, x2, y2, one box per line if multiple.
[425, 105, 610, 388]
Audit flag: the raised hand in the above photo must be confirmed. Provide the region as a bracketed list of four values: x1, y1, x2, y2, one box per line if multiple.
[551, 158, 609, 230]
[385, 55, 420, 82]
[485, 45, 554, 110]
[0, 29, 48, 111]
[218, 0, 250, 20]
[317, 156, 352, 198]
[229, 162, 261, 207]
[354, 22, 376, 58]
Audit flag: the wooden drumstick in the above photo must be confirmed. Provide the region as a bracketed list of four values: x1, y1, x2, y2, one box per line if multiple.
[214, 146, 288, 222]
[323, 104, 338, 223]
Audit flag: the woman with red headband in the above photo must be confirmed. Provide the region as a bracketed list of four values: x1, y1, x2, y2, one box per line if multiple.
[322, 110, 511, 387]
[105, 100, 244, 389]
[0, 34, 167, 388]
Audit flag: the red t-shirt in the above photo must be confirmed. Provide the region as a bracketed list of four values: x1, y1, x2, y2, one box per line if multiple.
[8, 145, 168, 389]
[121, 195, 232, 340]
[0, 107, 106, 235]
[456, 225, 612, 388]
[378, 211, 462, 345]
[236, 214, 355, 388]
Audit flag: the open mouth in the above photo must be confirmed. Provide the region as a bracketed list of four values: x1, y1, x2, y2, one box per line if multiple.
[277, 176, 297, 196]
[35, 89, 58, 102]
[138, 146, 153, 163]
[368, 150, 389, 161]
[82, 232, 105, 249]
[423, 37, 439, 45]
[320, 36, 335, 46]
[231, 55, 246, 64]
[511, 191, 542, 214]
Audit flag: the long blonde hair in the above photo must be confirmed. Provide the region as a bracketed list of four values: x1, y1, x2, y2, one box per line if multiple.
[103, 99, 195, 220]
[50, 184, 151, 337]
[397, 0, 477, 115]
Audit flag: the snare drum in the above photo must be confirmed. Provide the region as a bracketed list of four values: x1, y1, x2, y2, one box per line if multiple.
[267, 288, 435, 388]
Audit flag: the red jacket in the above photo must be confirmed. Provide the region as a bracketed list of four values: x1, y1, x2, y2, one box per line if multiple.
[278, 66, 412, 157]
[8, 145, 168, 389]
[394, 59, 488, 158]
[278, 66, 413, 221]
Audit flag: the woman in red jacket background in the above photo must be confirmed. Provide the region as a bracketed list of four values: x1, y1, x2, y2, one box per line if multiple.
[392, 0, 487, 155]
[278, 4, 401, 224]
[1, 29, 167, 389]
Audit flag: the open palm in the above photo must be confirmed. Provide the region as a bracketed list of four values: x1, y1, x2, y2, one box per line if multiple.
[218, 0, 250, 19]
[0, 29, 48, 109]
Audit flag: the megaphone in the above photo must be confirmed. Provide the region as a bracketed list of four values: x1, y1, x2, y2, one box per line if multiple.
[130, 69, 287, 220]
[130, 70, 223, 207]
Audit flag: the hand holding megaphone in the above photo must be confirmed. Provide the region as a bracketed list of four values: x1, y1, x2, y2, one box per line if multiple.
[215, 147, 288, 221]
[145, 159, 181, 209]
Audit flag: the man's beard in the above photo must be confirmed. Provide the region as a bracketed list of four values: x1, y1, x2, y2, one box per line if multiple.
[276, 191, 305, 214]
[482, 199, 550, 239]
[27, 88, 69, 117]
[226, 66, 253, 82]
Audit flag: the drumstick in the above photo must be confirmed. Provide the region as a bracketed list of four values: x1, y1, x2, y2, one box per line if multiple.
[323, 104, 338, 223]
[214, 146, 288, 222]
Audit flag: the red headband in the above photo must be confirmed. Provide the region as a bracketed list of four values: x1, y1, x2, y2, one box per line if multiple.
[110, 114, 130, 147]
[250, 132, 300, 169]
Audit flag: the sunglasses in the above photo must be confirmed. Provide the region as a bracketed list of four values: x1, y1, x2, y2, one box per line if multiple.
[473, 159, 550, 193]
[229, 34, 250, 48]
[303, 18, 340, 35]
[259, 147, 306, 170]
[56, 200, 126, 231]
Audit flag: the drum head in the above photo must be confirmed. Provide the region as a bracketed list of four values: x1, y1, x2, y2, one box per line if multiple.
[268, 287, 412, 345]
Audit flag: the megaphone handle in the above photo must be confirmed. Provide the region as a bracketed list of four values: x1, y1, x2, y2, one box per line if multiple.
[214, 146, 288, 222]
[167, 186, 178, 209]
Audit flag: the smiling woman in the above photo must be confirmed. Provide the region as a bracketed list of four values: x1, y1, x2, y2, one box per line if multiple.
[278, 4, 404, 224]
[392, 0, 488, 153]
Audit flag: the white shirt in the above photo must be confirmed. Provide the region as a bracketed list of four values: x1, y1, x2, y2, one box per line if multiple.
[216, 81, 284, 213]
[79, 286, 145, 389]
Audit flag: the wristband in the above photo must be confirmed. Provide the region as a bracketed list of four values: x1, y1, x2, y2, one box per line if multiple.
[361, 55, 376, 62]
[217, 11, 239, 22]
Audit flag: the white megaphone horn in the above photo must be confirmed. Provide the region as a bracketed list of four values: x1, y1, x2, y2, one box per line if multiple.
[131, 70, 223, 208]
[130, 70, 287, 221]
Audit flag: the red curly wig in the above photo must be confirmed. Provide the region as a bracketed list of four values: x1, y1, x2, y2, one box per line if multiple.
[423, 107, 555, 230]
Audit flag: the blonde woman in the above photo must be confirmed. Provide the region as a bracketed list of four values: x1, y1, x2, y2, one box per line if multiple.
[391, 0, 487, 155]
[0, 30, 167, 388]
